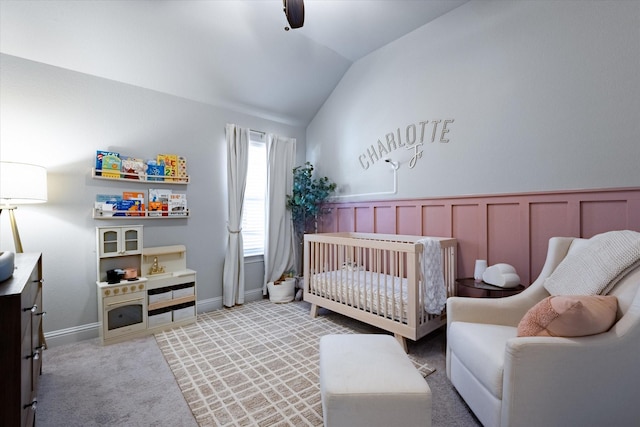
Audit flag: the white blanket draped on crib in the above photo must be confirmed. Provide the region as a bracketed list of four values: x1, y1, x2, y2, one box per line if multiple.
[419, 237, 447, 314]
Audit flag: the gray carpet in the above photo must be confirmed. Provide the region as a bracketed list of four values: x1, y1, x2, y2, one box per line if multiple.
[37, 300, 480, 426]
[37, 335, 197, 427]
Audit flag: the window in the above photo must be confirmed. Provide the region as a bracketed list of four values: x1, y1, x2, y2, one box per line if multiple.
[242, 132, 267, 256]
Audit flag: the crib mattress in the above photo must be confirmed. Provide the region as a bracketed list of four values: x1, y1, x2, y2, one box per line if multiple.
[310, 269, 414, 321]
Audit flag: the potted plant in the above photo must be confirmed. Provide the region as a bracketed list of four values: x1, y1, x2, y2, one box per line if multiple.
[286, 162, 337, 272]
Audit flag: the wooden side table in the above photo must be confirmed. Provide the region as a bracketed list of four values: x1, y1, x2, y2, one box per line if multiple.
[456, 277, 525, 298]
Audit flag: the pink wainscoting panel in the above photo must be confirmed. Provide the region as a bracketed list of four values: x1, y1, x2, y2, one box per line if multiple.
[487, 203, 524, 279]
[630, 198, 640, 231]
[397, 205, 420, 236]
[422, 204, 450, 237]
[374, 206, 395, 234]
[529, 201, 571, 280]
[319, 209, 336, 233]
[581, 200, 627, 238]
[452, 204, 482, 278]
[337, 207, 354, 232]
[355, 206, 373, 232]
[319, 187, 640, 287]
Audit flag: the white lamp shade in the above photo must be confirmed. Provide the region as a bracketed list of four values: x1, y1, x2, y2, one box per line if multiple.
[0, 161, 48, 204]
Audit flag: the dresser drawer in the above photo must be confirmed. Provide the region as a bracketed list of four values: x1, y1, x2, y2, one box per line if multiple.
[1, 253, 43, 427]
[32, 287, 43, 391]
[20, 269, 41, 339]
[21, 316, 34, 427]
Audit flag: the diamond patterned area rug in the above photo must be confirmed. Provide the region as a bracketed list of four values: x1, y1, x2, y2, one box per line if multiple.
[155, 299, 435, 427]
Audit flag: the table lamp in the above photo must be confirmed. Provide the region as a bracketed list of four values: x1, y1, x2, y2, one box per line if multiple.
[0, 161, 48, 253]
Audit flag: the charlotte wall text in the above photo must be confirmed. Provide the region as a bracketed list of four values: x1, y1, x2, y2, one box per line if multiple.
[358, 119, 454, 170]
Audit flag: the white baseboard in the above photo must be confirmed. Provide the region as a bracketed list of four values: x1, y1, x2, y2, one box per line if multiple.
[44, 322, 101, 347]
[44, 289, 267, 347]
[197, 288, 265, 311]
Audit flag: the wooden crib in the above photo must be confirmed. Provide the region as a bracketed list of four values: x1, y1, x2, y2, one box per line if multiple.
[303, 232, 457, 351]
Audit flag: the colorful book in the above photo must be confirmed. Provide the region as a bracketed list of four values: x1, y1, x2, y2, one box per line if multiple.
[146, 160, 164, 181]
[123, 191, 145, 216]
[157, 154, 178, 182]
[121, 157, 146, 180]
[114, 199, 137, 216]
[168, 193, 187, 216]
[177, 156, 188, 182]
[95, 194, 121, 217]
[96, 194, 122, 203]
[96, 151, 121, 178]
[95, 151, 106, 176]
[148, 189, 172, 217]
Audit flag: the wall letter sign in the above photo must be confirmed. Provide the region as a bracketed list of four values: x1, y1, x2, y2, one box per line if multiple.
[358, 119, 454, 170]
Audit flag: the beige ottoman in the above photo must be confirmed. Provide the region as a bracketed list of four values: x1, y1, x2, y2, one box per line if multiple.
[319, 334, 432, 427]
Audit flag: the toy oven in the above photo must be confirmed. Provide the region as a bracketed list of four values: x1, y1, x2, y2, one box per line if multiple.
[102, 288, 147, 340]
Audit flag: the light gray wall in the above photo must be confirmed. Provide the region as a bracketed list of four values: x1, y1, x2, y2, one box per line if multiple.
[0, 54, 306, 342]
[3, 0, 639, 343]
[307, 0, 640, 200]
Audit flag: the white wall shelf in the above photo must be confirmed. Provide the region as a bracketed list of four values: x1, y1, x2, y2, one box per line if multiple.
[91, 166, 189, 219]
[92, 168, 190, 184]
[93, 209, 190, 219]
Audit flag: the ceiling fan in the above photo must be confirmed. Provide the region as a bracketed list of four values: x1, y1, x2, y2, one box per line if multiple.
[283, 0, 304, 30]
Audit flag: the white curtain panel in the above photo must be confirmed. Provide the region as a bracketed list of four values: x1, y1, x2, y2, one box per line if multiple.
[263, 134, 297, 294]
[223, 123, 249, 307]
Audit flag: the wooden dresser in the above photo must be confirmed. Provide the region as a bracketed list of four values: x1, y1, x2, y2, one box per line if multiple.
[0, 253, 44, 427]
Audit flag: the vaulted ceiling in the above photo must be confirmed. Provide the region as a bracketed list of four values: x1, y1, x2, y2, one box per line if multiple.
[0, 0, 468, 126]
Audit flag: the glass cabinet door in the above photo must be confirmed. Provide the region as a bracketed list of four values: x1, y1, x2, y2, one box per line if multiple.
[100, 229, 120, 257]
[97, 226, 142, 257]
[123, 228, 141, 253]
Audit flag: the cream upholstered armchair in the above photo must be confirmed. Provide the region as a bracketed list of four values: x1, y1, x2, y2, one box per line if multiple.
[446, 235, 640, 427]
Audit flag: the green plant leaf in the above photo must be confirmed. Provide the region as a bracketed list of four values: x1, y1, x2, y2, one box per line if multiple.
[286, 162, 337, 236]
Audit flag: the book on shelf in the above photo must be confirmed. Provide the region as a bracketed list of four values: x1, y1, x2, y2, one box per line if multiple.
[177, 156, 188, 182]
[93, 152, 188, 182]
[148, 188, 172, 217]
[96, 194, 122, 203]
[122, 157, 146, 180]
[168, 193, 187, 216]
[123, 191, 145, 216]
[146, 161, 164, 181]
[114, 199, 138, 216]
[95, 194, 122, 217]
[94, 202, 116, 216]
[96, 151, 121, 178]
[157, 154, 178, 182]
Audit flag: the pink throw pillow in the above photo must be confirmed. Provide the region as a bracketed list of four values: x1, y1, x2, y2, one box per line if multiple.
[517, 295, 618, 337]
